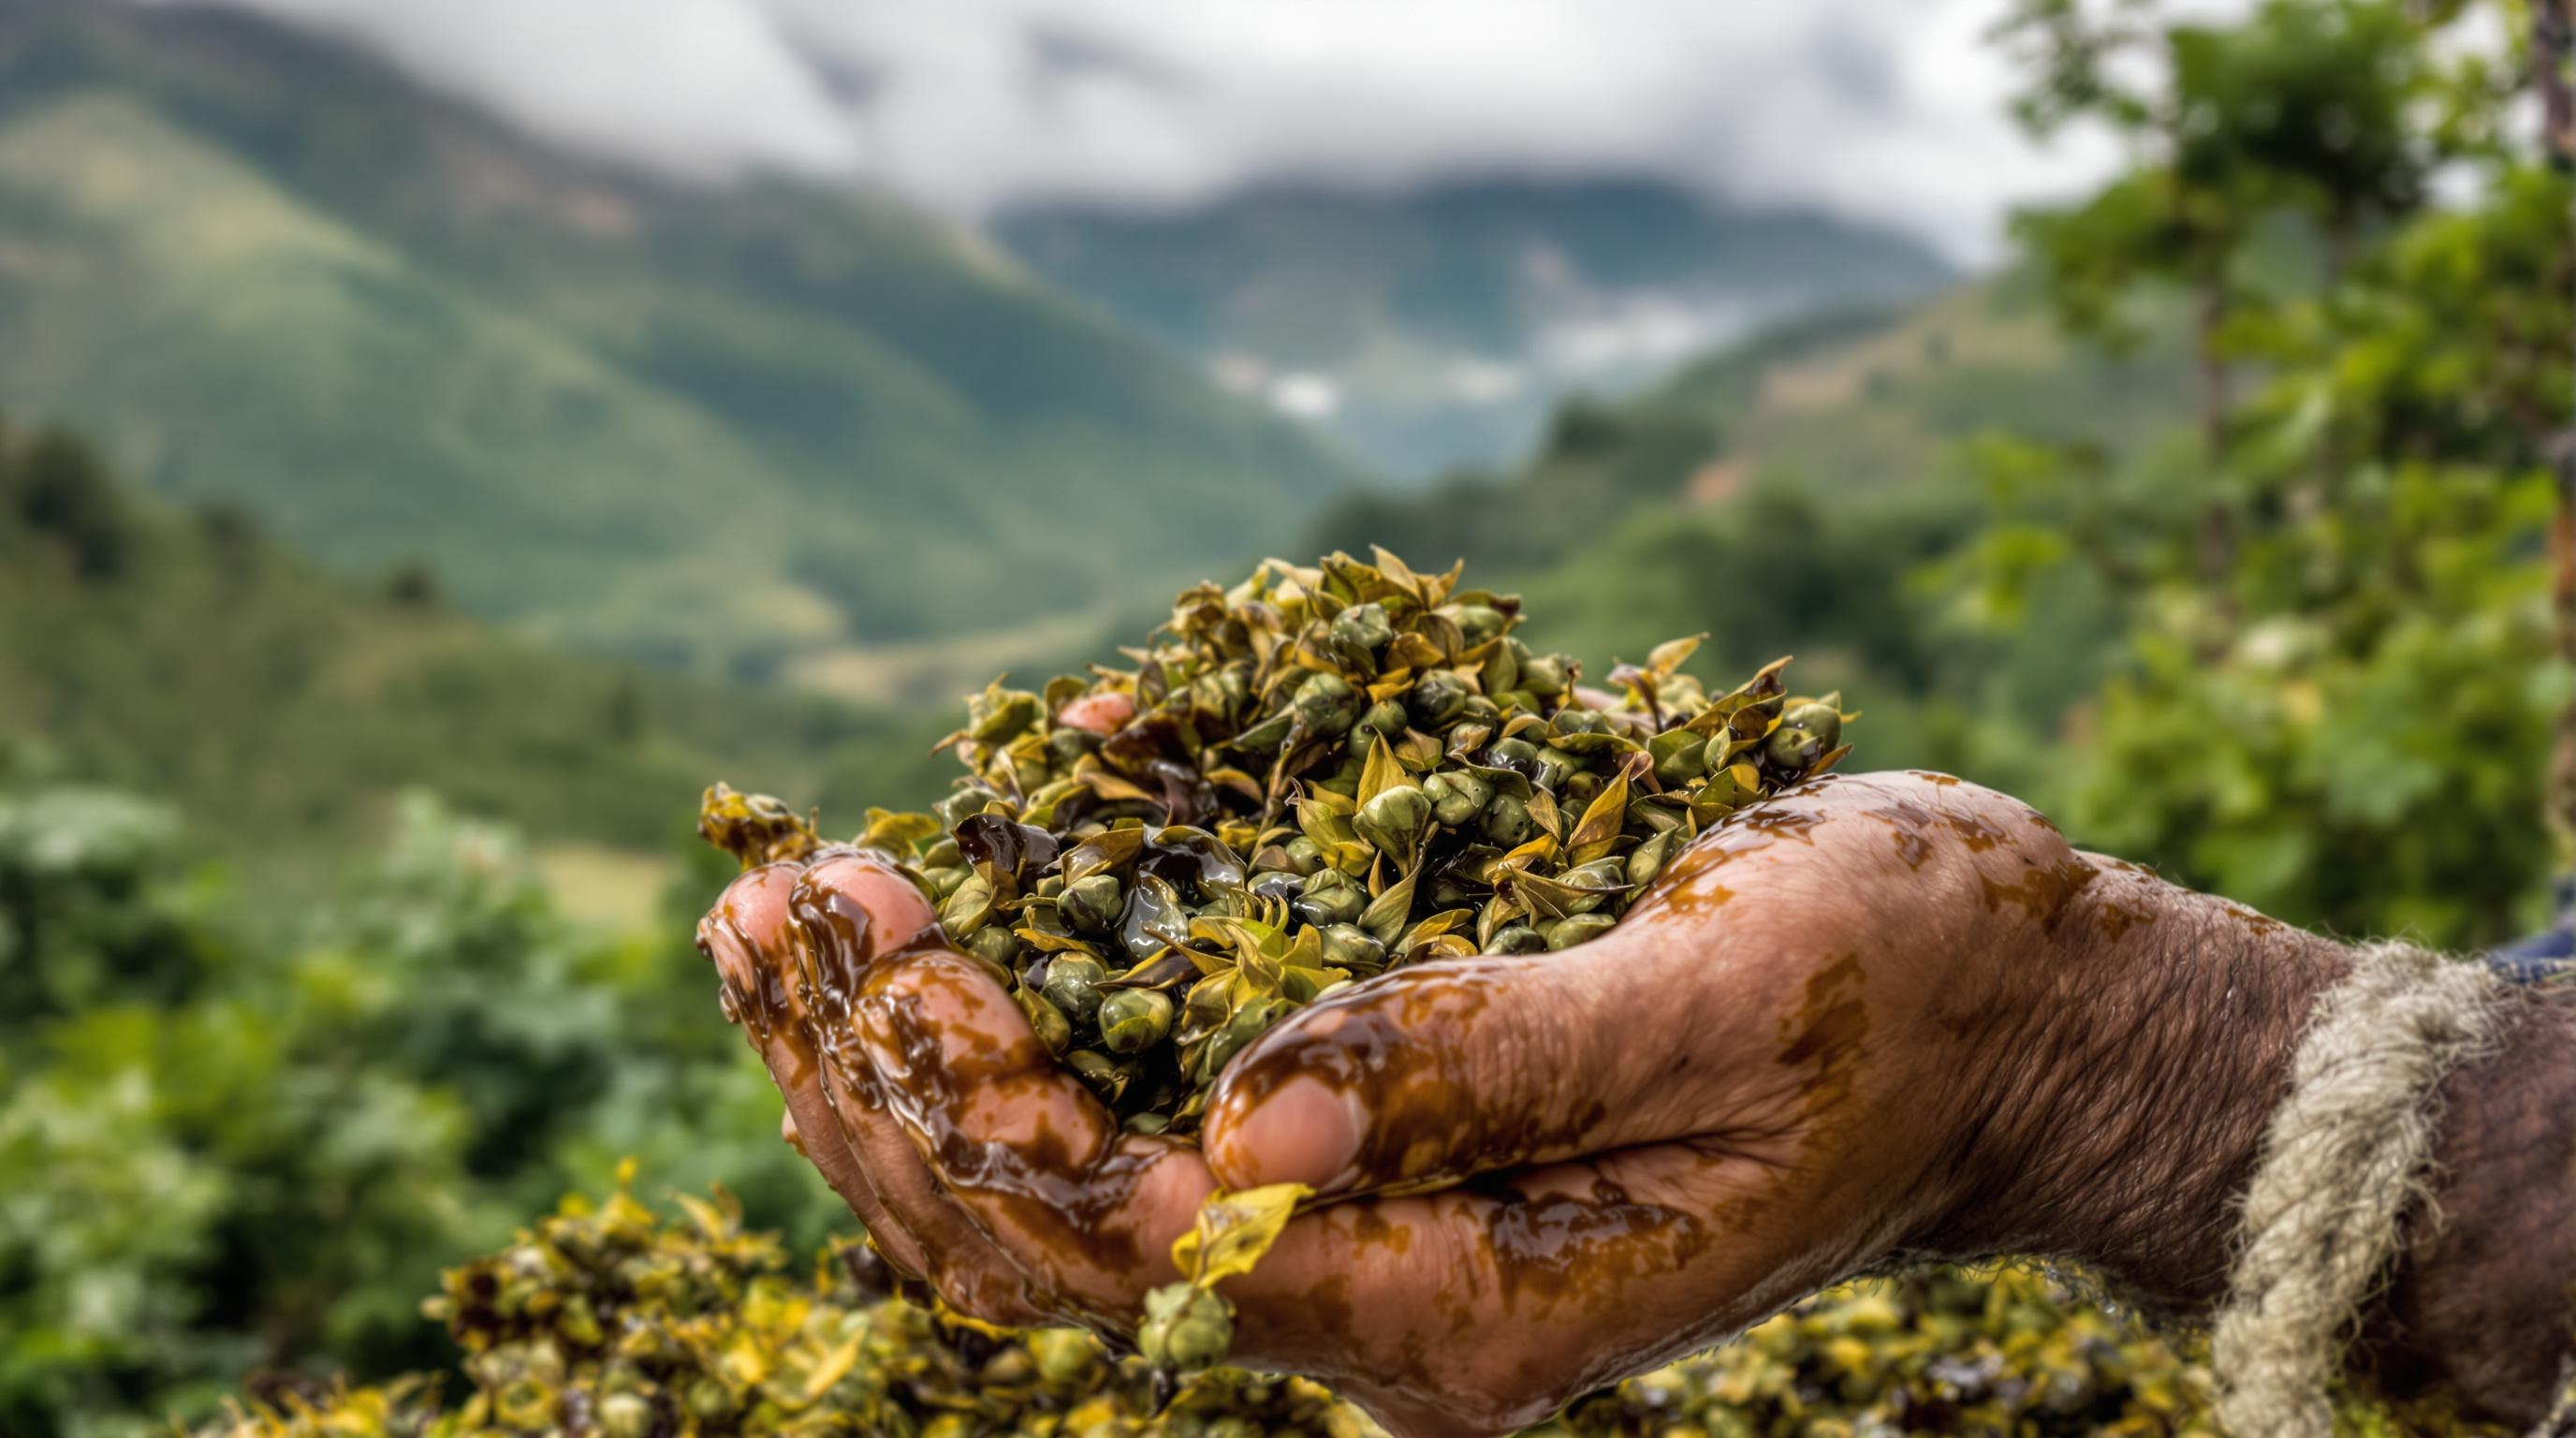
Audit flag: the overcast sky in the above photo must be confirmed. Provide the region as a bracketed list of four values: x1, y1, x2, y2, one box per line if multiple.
[151, 0, 2146, 265]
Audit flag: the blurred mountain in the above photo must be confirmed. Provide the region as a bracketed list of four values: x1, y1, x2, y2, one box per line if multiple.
[0, 1, 1369, 682]
[995, 177, 1955, 479]
[1303, 268, 2195, 770]
[0, 418, 955, 880]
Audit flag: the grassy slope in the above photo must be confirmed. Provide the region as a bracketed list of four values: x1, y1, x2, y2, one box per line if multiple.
[0, 2, 1369, 680]
[0, 428, 955, 888]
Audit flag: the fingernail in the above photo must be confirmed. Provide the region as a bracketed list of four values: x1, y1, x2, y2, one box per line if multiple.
[1208, 1074, 1368, 1194]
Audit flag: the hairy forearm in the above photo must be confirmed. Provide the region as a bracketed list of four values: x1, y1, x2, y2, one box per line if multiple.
[1915, 857, 2354, 1306]
[2016, 864, 2576, 1427]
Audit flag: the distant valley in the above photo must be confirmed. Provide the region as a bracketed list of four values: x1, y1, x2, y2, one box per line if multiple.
[0, 1, 1366, 684]
[998, 178, 1954, 479]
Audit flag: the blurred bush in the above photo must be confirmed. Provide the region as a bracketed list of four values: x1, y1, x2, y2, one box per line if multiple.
[0, 783, 842, 1438]
[192, 1171, 2241, 1438]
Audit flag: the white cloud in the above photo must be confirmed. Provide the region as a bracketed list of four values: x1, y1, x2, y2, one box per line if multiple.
[142, 0, 2139, 264]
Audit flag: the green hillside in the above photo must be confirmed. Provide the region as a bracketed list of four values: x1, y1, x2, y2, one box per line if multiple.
[0, 418, 952, 888]
[998, 177, 1954, 477]
[0, 2, 1368, 682]
[1302, 270, 2194, 784]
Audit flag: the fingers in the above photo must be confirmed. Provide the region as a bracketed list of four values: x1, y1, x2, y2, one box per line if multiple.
[703, 857, 1044, 1324]
[1199, 780, 1925, 1200]
[783, 851, 1051, 1326]
[701, 862, 939, 1281]
[1215, 1140, 1829, 1435]
[850, 946, 1215, 1326]
[1056, 689, 1135, 736]
[1198, 941, 1752, 1198]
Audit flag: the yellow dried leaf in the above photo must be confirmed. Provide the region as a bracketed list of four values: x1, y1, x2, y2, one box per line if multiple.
[1170, 1182, 1314, 1288]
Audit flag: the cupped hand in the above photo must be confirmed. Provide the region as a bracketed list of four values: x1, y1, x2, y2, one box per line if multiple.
[696, 770, 2274, 1438]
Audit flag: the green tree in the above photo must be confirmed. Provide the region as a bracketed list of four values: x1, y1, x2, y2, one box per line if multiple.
[1957, 0, 2568, 945]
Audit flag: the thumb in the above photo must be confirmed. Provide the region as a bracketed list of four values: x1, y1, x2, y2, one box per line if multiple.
[1200, 946, 1674, 1197]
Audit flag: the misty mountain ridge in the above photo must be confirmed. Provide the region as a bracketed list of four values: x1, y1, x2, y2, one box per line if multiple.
[0, 0, 1368, 684]
[997, 176, 1956, 478]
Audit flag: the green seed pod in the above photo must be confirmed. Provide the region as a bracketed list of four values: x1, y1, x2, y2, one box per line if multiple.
[1064, 1048, 1128, 1101]
[937, 786, 999, 829]
[1046, 725, 1101, 769]
[939, 873, 995, 940]
[1060, 873, 1123, 935]
[1455, 603, 1508, 646]
[1520, 654, 1569, 699]
[1488, 924, 1550, 954]
[497, 1377, 556, 1431]
[1766, 700, 1843, 771]
[1026, 1327, 1096, 1386]
[921, 836, 963, 869]
[1483, 792, 1538, 847]
[1319, 922, 1388, 972]
[1232, 707, 1297, 752]
[1139, 1282, 1236, 1372]
[558, 1292, 604, 1346]
[1550, 706, 1609, 738]
[1295, 672, 1360, 737]
[1331, 601, 1395, 656]
[1486, 736, 1541, 770]
[920, 864, 971, 901]
[1532, 746, 1582, 791]
[1649, 729, 1709, 787]
[1626, 829, 1676, 888]
[1544, 913, 1619, 950]
[597, 1391, 652, 1438]
[1293, 869, 1367, 928]
[1407, 670, 1471, 729]
[1559, 857, 1631, 915]
[965, 924, 1021, 976]
[1281, 835, 1326, 875]
[1561, 770, 1603, 810]
[1423, 770, 1493, 828]
[1041, 955, 1109, 1026]
[1015, 986, 1072, 1053]
[1100, 988, 1174, 1054]
[686, 1378, 737, 1423]
[1354, 785, 1432, 856]
[1201, 995, 1291, 1078]
[1354, 698, 1410, 748]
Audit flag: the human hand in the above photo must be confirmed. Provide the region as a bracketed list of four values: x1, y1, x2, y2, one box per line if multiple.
[697, 770, 2334, 1437]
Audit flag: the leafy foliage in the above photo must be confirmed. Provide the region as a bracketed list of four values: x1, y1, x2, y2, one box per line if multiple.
[1945, 0, 2569, 946]
[0, 418, 950, 873]
[191, 1173, 2254, 1438]
[0, 784, 844, 1438]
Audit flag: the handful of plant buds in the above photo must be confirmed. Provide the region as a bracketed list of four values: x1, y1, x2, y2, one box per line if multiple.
[700, 548, 1855, 1371]
[198, 1175, 2221, 1438]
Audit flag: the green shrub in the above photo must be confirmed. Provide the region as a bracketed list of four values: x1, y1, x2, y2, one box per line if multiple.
[192, 1171, 2240, 1438]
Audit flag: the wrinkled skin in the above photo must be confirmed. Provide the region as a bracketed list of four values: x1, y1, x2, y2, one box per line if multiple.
[698, 768, 2356, 1437]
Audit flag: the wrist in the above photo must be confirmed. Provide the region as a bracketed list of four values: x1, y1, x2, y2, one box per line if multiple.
[1914, 859, 2351, 1310]
[2347, 984, 2576, 1426]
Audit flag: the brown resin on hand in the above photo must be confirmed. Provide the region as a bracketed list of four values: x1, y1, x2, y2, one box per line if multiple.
[1976, 856, 2099, 932]
[1475, 1173, 1706, 1317]
[1212, 958, 1585, 1192]
[854, 952, 1188, 1323]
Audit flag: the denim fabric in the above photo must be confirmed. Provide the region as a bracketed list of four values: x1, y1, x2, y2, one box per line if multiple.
[2489, 877, 2576, 984]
